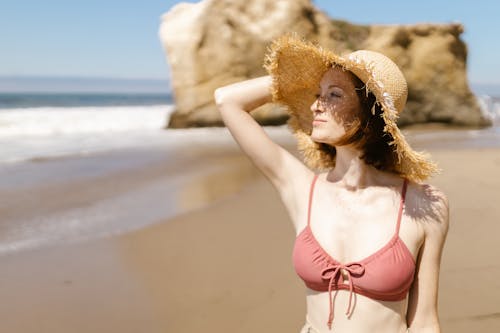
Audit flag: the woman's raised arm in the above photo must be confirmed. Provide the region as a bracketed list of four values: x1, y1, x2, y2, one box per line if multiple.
[213, 76, 311, 191]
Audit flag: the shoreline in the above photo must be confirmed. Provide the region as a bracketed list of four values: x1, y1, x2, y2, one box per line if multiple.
[0, 145, 264, 255]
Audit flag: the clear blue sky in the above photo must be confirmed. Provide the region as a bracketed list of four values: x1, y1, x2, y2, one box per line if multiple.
[1, 0, 499, 85]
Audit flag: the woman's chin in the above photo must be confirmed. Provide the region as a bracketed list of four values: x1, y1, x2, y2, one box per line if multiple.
[310, 134, 339, 145]
[310, 135, 323, 143]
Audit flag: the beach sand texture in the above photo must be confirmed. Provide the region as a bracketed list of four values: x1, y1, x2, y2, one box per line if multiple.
[0, 129, 499, 332]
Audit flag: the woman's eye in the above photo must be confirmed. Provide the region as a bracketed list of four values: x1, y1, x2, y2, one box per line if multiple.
[330, 92, 341, 98]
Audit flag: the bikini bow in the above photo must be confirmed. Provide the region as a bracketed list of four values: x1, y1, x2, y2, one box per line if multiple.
[321, 262, 366, 329]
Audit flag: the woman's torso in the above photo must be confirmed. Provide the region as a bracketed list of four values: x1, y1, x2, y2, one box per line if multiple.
[280, 171, 425, 333]
[304, 291, 409, 333]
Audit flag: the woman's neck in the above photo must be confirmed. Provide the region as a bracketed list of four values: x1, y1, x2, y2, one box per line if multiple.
[328, 145, 380, 190]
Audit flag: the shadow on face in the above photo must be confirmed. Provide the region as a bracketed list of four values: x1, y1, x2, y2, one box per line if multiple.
[310, 66, 366, 144]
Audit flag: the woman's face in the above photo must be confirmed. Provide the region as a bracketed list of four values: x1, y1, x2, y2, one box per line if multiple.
[310, 66, 363, 145]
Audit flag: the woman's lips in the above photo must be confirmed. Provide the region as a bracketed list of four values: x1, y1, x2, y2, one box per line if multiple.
[313, 119, 327, 125]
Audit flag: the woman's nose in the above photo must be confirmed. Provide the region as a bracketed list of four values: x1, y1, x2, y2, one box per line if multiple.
[311, 98, 321, 113]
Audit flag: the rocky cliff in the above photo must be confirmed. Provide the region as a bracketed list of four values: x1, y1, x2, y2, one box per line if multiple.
[159, 0, 490, 128]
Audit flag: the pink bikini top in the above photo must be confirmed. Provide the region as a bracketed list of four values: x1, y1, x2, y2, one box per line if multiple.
[293, 174, 415, 329]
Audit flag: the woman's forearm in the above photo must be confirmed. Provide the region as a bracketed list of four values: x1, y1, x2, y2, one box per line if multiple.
[214, 75, 273, 112]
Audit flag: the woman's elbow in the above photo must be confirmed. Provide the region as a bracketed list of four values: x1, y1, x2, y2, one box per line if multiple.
[214, 88, 241, 115]
[214, 87, 235, 109]
[214, 87, 225, 107]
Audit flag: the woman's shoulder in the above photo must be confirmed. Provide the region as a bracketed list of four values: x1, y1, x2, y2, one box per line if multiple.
[408, 181, 448, 211]
[406, 180, 449, 236]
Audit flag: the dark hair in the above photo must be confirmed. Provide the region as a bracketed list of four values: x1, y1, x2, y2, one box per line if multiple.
[318, 70, 398, 173]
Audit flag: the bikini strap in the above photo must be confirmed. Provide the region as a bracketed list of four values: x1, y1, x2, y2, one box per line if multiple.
[307, 173, 319, 227]
[395, 178, 408, 236]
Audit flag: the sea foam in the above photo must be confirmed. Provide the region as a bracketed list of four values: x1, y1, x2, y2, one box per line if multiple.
[0, 104, 175, 137]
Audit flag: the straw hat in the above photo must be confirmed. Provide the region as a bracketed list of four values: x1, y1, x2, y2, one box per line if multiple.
[263, 34, 438, 183]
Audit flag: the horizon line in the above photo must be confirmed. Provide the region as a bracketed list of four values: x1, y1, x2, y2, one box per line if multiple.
[0, 75, 170, 82]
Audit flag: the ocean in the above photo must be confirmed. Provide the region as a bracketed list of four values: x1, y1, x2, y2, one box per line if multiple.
[0, 93, 176, 163]
[0, 92, 173, 109]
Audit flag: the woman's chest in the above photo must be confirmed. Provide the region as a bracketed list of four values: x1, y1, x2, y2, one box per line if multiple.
[297, 188, 423, 264]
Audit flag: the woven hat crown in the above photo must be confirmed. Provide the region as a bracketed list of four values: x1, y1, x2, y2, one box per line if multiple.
[345, 50, 408, 115]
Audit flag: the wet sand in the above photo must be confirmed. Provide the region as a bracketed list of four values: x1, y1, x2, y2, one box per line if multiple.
[1, 129, 499, 332]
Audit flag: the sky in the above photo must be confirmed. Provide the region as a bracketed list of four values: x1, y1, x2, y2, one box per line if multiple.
[1, 0, 499, 91]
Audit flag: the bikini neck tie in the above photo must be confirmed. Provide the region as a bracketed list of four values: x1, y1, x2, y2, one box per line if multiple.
[320, 262, 366, 329]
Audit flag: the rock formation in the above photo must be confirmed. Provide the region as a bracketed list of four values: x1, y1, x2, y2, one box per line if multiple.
[362, 24, 484, 126]
[159, 0, 490, 128]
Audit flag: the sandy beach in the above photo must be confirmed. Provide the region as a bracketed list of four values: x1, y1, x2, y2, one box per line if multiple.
[0, 126, 499, 332]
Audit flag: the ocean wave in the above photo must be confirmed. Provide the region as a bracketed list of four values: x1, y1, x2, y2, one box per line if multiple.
[0, 104, 175, 137]
[477, 94, 500, 124]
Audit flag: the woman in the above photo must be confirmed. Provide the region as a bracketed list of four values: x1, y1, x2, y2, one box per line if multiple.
[214, 35, 449, 333]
